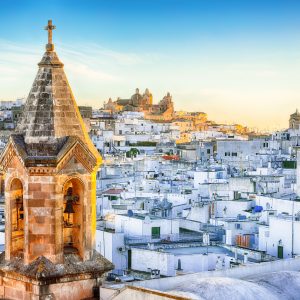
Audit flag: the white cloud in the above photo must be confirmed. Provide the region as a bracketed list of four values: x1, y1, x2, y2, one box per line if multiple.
[59, 42, 162, 66]
[0, 39, 161, 95]
[65, 62, 117, 81]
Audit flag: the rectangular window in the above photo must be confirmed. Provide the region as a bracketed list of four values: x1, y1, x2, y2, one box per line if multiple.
[263, 142, 269, 148]
[232, 152, 237, 157]
[151, 227, 160, 239]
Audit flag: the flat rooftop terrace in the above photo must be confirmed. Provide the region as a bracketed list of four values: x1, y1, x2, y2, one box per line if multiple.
[133, 245, 260, 262]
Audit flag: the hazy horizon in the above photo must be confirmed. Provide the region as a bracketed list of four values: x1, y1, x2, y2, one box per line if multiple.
[1, 0, 300, 131]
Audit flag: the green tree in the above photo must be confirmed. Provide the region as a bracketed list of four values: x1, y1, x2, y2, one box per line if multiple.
[126, 148, 140, 158]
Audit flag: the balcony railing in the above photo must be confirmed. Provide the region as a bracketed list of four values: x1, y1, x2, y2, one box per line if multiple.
[124, 232, 203, 245]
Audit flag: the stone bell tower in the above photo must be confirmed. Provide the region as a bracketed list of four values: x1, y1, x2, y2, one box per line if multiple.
[0, 20, 113, 300]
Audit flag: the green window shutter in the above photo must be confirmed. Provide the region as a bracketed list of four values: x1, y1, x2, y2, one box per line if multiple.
[151, 227, 160, 238]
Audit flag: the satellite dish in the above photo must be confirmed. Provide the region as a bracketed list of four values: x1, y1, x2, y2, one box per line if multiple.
[144, 215, 151, 224]
[127, 210, 134, 217]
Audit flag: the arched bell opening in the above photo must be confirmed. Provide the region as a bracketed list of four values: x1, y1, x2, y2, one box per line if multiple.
[9, 178, 24, 258]
[63, 178, 84, 258]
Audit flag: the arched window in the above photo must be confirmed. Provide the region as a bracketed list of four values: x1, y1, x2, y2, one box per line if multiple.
[63, 178, 84, 258]
[10, 178, 24, 258]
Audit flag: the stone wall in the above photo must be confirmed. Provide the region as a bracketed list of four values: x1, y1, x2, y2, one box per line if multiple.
[0, 275, 97, 300]
[3, 148, 96, 264]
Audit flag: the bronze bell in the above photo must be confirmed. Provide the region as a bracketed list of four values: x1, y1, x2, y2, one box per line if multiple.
[64, 200, 75, 214]
[16, 196, 24, 220]
[19, 203, 24, 220]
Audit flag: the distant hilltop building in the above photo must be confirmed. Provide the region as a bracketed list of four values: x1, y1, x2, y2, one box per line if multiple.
[78, 105, 93, 119]
[103, 88, 174, 121]
[289, 109, 300, 129]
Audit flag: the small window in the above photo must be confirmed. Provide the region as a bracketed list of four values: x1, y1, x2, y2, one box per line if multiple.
[232, 152, 237, 157]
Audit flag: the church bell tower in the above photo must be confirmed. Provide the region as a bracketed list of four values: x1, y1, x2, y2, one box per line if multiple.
[0, 20, 113, 300]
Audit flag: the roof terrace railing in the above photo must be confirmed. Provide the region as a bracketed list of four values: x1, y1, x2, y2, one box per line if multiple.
[124, 232, 204, 245]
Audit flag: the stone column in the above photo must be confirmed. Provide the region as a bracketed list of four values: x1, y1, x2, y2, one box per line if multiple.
[4, 187, 11, 261]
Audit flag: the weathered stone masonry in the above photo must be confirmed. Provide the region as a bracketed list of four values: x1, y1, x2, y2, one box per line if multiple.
[0, 20, 113, 300]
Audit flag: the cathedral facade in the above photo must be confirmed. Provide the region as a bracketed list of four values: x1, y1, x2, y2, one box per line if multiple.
[103, 88, 174, 121]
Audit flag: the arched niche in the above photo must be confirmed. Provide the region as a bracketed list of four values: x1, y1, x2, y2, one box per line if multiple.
[62, 177, 84, 258]
[9, 178, 24, 257]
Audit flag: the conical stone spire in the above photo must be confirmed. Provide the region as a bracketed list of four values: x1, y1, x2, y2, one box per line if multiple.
[16, 50, 86, 143]
[16, 20, 99, 162]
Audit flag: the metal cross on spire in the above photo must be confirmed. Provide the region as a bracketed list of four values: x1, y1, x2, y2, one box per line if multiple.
[44, 20, 56, 51]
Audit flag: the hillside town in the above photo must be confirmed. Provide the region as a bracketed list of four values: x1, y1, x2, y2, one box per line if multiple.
[1, 85, 300, 298]
[1, 6, 300, 297]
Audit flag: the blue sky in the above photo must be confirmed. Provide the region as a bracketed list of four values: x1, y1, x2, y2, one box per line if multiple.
[1, 0, 300, 130]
